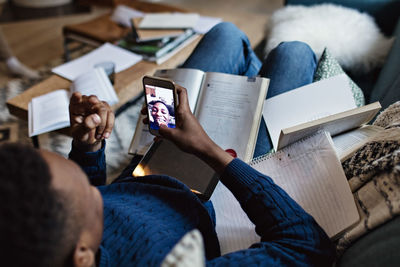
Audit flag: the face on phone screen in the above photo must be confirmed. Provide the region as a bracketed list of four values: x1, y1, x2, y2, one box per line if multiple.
[145, 84, 176, 133]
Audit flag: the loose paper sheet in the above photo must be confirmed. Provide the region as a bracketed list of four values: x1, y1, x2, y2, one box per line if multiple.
[52, 43, 142, 81]
[212, 132, 359, 255]
[193, 16, 222, 34]
[71, 68, 119, 106]
[110, 5, 144, 27]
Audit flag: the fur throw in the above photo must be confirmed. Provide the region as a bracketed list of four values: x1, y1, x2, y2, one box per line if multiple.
[264, 4, 394, 74]
[336, 101, 400, 255]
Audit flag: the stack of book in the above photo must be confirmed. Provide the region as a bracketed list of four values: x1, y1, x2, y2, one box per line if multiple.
[118, 14, 200, 64]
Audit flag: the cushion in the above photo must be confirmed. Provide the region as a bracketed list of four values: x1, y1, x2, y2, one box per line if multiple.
[264, 4, 394, 74]
[370, 18, 400, 110]
[314, 48, 365, 107]
[161, 229, 205, 267]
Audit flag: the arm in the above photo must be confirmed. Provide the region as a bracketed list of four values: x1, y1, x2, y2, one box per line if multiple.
[143, 86, 335, 266]
[68, 92, 114, 186]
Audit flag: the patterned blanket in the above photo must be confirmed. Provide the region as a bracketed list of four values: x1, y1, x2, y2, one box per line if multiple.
[336, 101, 400, 255]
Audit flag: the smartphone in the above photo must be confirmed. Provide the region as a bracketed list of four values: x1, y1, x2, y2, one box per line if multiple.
[143, 76, 178, 136]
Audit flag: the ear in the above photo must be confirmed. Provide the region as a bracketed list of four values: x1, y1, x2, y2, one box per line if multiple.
[73, 241, 95, 267]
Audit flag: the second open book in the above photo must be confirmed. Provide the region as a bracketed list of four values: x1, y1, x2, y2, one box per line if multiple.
[129, 68, 269, 157]
[263, 74, 381, 153]
[28, 67, 118, 137]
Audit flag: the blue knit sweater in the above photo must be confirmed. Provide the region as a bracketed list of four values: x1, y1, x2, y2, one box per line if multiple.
[69, 143, 334, 266]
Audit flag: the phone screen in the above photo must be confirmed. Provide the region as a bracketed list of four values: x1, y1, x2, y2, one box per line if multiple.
[145, 83, 176, 132]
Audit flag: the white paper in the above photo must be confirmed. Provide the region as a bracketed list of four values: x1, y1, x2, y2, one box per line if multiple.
[29, 90, 70, 137]
[52, 43, 142, 81]
[139, 13, 200, 29]
[332, 125, 382, 160]
[210, 182, 259, 254]
[193, 16, 222, 34]
[71, 67, 119, 106]
[110, 5, 144, 27]
[263, 74, 356, 151]
[195, 72, 266, 158]
[155, 68, 205, 112]
[250, 132, 359, 239]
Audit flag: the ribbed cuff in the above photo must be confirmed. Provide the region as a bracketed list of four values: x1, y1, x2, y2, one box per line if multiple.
[220, 158, 261, 202]
[69, 140, 106, 166]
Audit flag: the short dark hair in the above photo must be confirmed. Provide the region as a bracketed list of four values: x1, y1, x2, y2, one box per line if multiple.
[149, 100, 175, 116]
[0, 143, 77, 267]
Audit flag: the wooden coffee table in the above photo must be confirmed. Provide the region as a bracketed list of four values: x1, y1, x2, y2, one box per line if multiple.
[6, 2, 201, 139]
[6, 36, 201, 126]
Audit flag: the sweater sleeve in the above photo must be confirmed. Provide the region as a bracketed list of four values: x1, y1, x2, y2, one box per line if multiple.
[207, 159, 335, 266]
[68, 141, 107, 186]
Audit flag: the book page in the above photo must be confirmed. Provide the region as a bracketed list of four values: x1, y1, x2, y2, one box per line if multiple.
[332, 125, 383, 162]
[251, 131, 359, 239]
[128, 113, 155, 155]
[71, 68, 119, 106]
[195, 72, 269, 161]
[52, 43, 142, 81]
[29, 89, 70, 137]
[154, 68, 205, 112]
[278, 102, 381, 150]
[138, 13, 200, 29]
[263, 74, 356, 151]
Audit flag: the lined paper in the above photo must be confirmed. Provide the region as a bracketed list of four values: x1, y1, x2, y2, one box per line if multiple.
[250, 131, 359, 239]
[211, 131, 359, 255]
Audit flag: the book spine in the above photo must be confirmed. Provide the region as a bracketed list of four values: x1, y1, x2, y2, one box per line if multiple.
[154, 29, 194, 58]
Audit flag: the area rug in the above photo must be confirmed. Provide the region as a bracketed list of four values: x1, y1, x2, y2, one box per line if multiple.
[0, 58, 144, 181]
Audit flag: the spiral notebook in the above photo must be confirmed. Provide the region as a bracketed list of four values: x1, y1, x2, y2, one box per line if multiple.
[250, 131, 359, 239]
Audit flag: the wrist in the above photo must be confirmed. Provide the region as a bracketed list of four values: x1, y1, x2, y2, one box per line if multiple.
[197, 140, 234, 174]
[72, 139, 103, 152]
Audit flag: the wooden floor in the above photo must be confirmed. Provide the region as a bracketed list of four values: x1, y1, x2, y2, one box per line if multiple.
[0, 0, 283, 84]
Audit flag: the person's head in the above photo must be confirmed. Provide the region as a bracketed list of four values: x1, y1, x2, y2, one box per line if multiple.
[149, 100, 174, 127]
[0, 143, 103, 267]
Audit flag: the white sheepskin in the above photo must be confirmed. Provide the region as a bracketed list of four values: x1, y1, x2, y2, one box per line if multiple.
[264, 4, 394, 74]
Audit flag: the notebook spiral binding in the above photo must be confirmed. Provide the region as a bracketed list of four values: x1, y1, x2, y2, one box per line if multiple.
[249, 131, 325, 166]
[250, 150, 280, 166]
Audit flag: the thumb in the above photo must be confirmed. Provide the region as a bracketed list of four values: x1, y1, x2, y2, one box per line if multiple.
[159, 125, 176, 140]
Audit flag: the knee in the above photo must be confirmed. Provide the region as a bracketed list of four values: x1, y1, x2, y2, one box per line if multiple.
[206, 22, 244, 39]
[271, 41, 316, 62]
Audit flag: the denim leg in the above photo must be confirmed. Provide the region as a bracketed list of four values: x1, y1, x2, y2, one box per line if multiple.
[182, 22, 261, 77]
[254, 41, 317, 158]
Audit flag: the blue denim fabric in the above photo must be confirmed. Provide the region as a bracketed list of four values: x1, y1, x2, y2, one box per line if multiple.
[182, 23, 317, 158]
[182, 22, 261, 76]
[255, 41, 317, 157]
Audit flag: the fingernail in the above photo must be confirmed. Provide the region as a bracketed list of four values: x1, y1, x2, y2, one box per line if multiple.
[103, 132, 110, 139]
[93, 114, 101, 123]
[75, 117, 83, 123]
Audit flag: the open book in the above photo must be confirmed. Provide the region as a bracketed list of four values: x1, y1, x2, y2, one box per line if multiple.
[28, 68, 118, 137]
[131, 69, 268, 202]
[129, 68, 269, 160]
[262, 74, 381, 151]
[212, 131, 360, 254]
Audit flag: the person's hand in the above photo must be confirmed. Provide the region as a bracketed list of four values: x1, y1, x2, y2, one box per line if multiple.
[141, 85, 233, 173]
[69, 92, 114, 152]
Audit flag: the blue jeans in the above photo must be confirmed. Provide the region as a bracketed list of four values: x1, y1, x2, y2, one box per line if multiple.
[182, 22, 317, 158]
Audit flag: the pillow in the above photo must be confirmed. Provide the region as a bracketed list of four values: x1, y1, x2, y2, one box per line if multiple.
[314, 48, 365, 107]
[161, 229, 205, 267]
[265, 4, 394, 74]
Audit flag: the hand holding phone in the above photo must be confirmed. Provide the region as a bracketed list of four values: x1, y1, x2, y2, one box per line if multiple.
[141, 81, 233, 174]
[143, 76, 178, 136]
